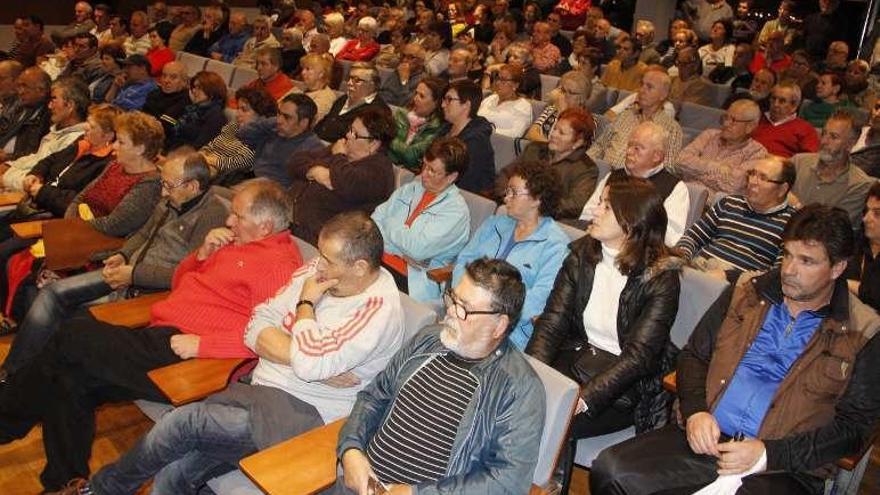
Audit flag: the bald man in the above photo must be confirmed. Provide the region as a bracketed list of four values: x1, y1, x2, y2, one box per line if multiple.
[142, 61, 191, 139]
[0, 61, 24, 115]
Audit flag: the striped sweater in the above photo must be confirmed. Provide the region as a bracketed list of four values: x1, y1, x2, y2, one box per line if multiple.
[676, 195, 796, 272]
[244, 261, 405, 422]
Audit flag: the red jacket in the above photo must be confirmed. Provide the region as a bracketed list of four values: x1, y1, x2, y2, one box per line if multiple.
[335, 39, 380, 61]
[149, 232, 303, 358]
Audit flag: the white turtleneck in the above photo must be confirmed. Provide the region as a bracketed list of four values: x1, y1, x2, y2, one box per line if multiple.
[582, 244, 627, 356]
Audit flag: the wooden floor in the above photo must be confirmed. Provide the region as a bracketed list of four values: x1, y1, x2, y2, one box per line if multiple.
[0, 331, 877, 495]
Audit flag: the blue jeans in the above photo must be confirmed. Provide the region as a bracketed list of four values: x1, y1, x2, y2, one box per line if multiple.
[90, 384, 323, 495]
[2, 270, 111, 373]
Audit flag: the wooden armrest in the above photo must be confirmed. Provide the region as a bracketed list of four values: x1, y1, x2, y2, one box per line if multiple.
[662, 371, 677, 393]
[0, 191, 24, 206]
[43, 218, 125, 271]
[88, 291, 170, 327]
[10, 220, 45, 239]
[427, 265, 453, 284]
[240, 418, 346, 495]
[147, 357, 249, 406]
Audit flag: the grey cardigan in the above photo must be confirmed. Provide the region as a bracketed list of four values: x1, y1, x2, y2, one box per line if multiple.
[66, 167, 162, 238]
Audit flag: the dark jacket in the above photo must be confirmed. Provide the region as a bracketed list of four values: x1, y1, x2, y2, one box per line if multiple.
[520, 143, 599, 219]
[338, 326, 545, 494]
[167, 99, 227, 151]
[236, 119, 324, 188]
[29, 138, 113, 217]
[313, 94, 390, 143]
[288, 147, 394, 246]
[184, 25, 228, 57]
[526, 236, 683, 432]
[677, 270, 880, 477]
[0, 104, 50, 160]
[142, 88, 191, 140]
[452, 116, 495, 194]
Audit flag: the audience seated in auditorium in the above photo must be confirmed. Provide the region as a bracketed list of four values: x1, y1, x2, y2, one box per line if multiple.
[89, 4, 110, 41]
[238, 47, 294, 104]
[165, 71, 227, 151]
[289, 107, 395, 245]
[686, 0, 733, 40]
[208, 11, 249, 63]
[779, 49, 818, 101]
[851, 99, 880, 177]
[442, 80, 495, 194]
[673, 99, 767, 196]
[820, 40, 849, 73]
[147, 2, 174, 42]
[13, 16, 56, 68]
[60, 33, 106, 86]
[589, 69, 683, 169]
[800, 72, 854, 129]
[122, 11, 151, 56]
[98, 14, 129, 50]
[107, 54, 158, 111]
[278, 28, 305, 77]
[708, 42, 753, 93]
[757, 0, 799, 48]
[843, 59, 876, 112]
[145, 27, 174, 79]
[677, 157, 797, 279]
[791, 111, 876, 231]
[338, 257, 544, 494]
[669, 46, 713, 108]
[698, 19, 735, 76]
[388, 77, 449, 172]
[600, 36, 646, 93]
[141, 61, 190, 139]
[336, 16, 381, 62]
[634, 20, 661, 65]
[530, 21, 561, 74]
[583, 122, 689, 246]
[378, 43, 426, 107]
[287, 53, 336, 123]
[848, 183, 880, 313]
[374, 137, 470, 300]
[751, 81, 819, 158]
[168, 5, 201, 52]
[0, 180, 302, 493]
[233, 15, 279, 69]
[0, 61, 23, 120]
[52, 1, 96, 47]
[313, 62, 389, 144]
[323, 12, 349, 57]
[90, 45, 125, 104]
[592, 204, 880, 495]
[421, 22, 451, 77]
[0, 66, 50, 162]
[183, 5, 227, 58]
[750, 31, 792, 75]
[526, 70, 593, 144]
[477, 63, 532, 138]
[723, 66, 774, 111]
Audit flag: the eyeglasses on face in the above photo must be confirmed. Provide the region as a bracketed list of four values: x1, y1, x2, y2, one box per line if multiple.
[720, 114, 755, 125]
[442, 95, 461, 103]
[161, 178, 191, 190]
[504, 187, 530, 198]
[746, 169, 785, 184]
[346, 128, 373, 141]
[443, 287, 501, 320]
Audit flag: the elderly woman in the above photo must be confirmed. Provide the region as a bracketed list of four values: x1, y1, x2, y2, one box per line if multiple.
[373, 137, 470, 301]
[443, 80, 495, 194]
[478, 63, 533, 138]
[336, 16, 380, 61]
[200, 87, 277, 183]
[526, 70, 593, 142]
[452, 160, 569, 349]
[521, 108, 598, 220]
[527, 171, 683, 490]
[484, 42, 541, 99]
[389, 77, 450, 172]
[324, 12, 349, 56]
[146, 26, 175, 78]
[698, 19, 735, 76]
[291, 53, 337, 122]
[166, 70, 227, 151]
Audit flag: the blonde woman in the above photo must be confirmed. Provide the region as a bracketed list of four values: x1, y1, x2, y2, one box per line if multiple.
[288, 52, 336, 122]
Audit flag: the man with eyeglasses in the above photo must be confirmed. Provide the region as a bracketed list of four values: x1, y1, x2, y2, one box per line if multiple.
[674, 99, 768, 195]
[313, 62, 389, 143]
[337, 257, 545, 494]
[791, 110, 876, 231]
[0, 66, 50, 163]
[669, 46, 712, 108]
[751, 81, 819, 158]
[60, 211, 404, 495]
[677, 156, 797, 280]
[378, 43, 425, 107]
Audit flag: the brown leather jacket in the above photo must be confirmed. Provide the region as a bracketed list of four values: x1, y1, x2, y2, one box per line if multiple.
[678, 269, 880, 477]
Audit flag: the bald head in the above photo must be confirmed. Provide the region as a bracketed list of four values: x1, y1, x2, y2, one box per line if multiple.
[159, 61, 188, 94]
[17, 67, 51, 107]
[625, 121, 668, 176]
[0, 60, 24, 100]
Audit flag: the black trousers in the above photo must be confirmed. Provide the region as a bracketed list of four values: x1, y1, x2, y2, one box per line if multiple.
[589, 424, 825, 495]
[0, 312, 183, 490]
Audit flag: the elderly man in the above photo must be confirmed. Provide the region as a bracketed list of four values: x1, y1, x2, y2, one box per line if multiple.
[52, 1, 96, 46]
[314, 63, 390, 143]
[531, 21, 561, 73]
[674, 99, 768, 195]
[141, 61, 190, 138]
[600, 36, 646, 92]
[14, 16, 56, 68]
[338, 257, 544, 494]
[107, 54, 157, 111]
[122, 11, 151, 56]
[0, 66, 50, 162]
[0, 60, 23, 117]
[589, 69, 684, 169]
[0, 180, 303, 492]
[183, 5, 227, 58]
[290, 107, 396, 245]
[297, 10, 319, 52]
[677, 157, 797, 278]
[1, 76, 87, 191]
[236, 93, 324, 187]
[634, 20, 661, 65]
[445, 47, 475, 83]
[209, 12, 249, 63]
[63, 212, 405, 495]
[821, 40, 849, 73]
[60, 33, 105, 85]
[0, 150, 228, 377]
[233, 16, 280, 69]
[583, 121, 690, 245]
[791, 111, 877, 231]
[670, 46, 712, 107]
[751, 82, 819, 158]
[239, 47, 294, 102]
[592, 204, 880, 495]
[168, 5, 202, 52]
[378, 42, 426, 107]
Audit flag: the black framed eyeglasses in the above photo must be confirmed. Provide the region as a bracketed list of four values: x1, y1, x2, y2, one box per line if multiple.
[746, 169, 785, 184]
[443, 287, 501, 321]
[346, 128, 374, 141]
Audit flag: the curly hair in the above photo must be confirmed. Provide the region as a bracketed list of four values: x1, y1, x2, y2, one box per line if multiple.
[502, 160, 561, 217]
[87, 103, 121, 134]
[114, 111, 165, 160]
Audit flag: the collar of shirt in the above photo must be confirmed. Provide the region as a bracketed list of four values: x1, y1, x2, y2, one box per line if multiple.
[764, 111, 797, 126]
[341, 93, 376, 114]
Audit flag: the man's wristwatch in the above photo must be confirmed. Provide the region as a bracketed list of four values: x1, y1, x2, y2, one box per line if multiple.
[296, 299, 315, 310]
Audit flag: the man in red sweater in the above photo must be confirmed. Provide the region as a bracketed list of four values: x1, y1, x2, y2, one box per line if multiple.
[0, 180, 304, 493]
[751, 81, 820, 158]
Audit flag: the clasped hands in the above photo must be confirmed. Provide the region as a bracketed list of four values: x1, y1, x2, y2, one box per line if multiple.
[686, 412, 766, 475]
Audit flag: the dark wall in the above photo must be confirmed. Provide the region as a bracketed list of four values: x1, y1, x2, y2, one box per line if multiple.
[0, 1, 260, 24]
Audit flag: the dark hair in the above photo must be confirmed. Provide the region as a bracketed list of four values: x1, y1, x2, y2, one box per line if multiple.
[148, 26, 171, 46]
[711, 19, 733, 43]
[99, 44, 126, 66]
[777, 157, 797, 189]
[356, 106, 395, 147]
[782, 204, 854, 264]
[319, 211, 383, 270]
[74, 32, 98, 49]
[424, 136, 469, 176]
[448, 80, 483, 118]
[26, 16, 45, 31]
[109, 14, 128, 31]
[415, 76, 448, 120]
[463, 258, 526, 333]
[868, 181, 880, 202]
[52, 76, 90, 121]
[502, 160, 561, 217]
[606, 170, 671, 275]
[191, 71, 228, 102]
[235, 87, 278, 117]
[281, 92, 318, 126]
[819, 71, 844, 95]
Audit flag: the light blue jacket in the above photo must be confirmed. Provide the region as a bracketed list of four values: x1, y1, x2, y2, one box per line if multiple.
[371, 179, 470, 302]
[453, 214, 570, 349]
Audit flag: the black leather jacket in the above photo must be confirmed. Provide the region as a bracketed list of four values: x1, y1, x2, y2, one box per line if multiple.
[526, 236, 683, 432]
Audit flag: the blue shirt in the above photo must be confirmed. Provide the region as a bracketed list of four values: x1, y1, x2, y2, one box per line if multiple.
[112, 79, 158, 111]
[714, 302, 826, 437]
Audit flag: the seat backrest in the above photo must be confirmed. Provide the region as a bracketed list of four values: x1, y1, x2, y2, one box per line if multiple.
[460, 189, 497, 237]
[293, 236, 319, 261]
[678, 102, 725, 131]
[179, 52, 208, 75]
[399, 291, 437, 342]
[539, 74, 560, 102]
[525, 354, 579, 488]
[230, 67, 258, 90]
[615, 89, 633, 104]
[393, 165, 415, 189]
[377, 67, 395, 87]
[205, 59, 237, 87]
[684, 181, 710, 229]
[670, 267, 728, 348]
[705, 81, 732, 108]
[490, 132, 518, 172]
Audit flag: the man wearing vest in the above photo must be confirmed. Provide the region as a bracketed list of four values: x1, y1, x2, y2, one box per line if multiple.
[591, 204, 880, 494]
[580, 121, 690, 246]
